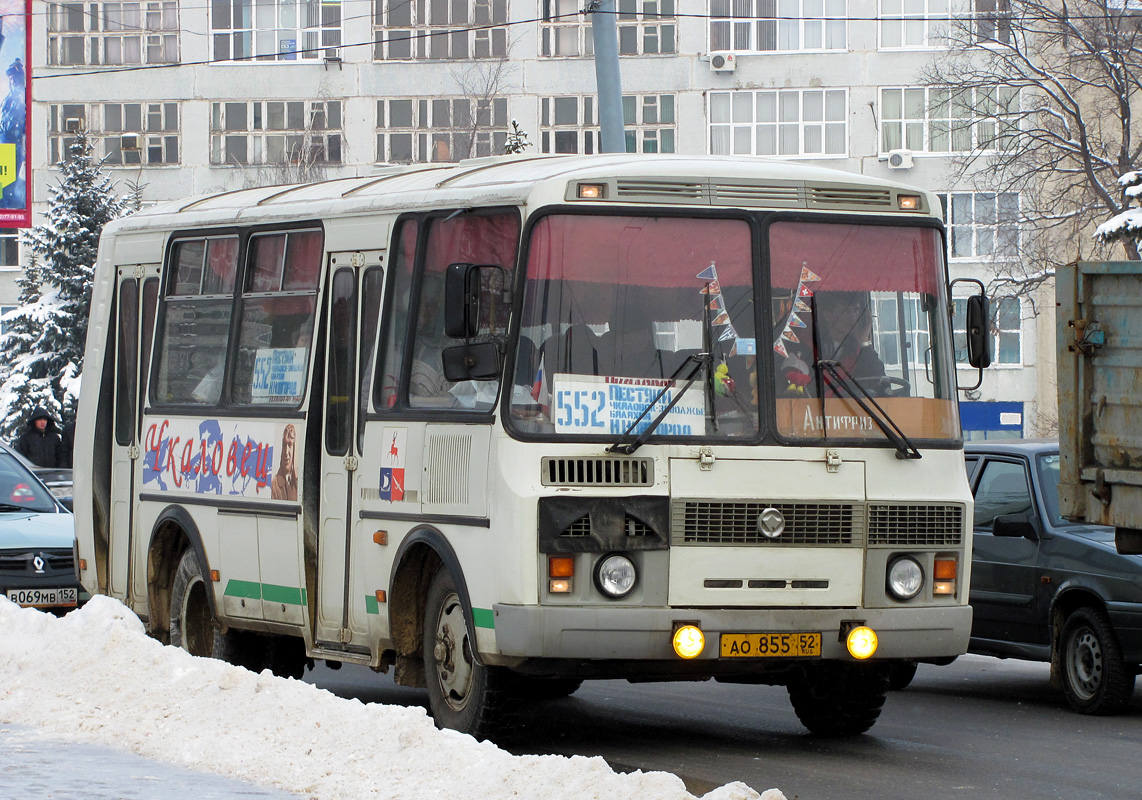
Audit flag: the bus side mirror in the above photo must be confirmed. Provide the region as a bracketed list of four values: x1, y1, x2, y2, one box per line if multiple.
[442, 342, 500, 381]
[444, 262, 481, 338]
[965, 294, 991, 369]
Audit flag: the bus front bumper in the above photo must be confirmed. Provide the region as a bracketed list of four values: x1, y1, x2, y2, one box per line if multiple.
[492, 604, 971, 661]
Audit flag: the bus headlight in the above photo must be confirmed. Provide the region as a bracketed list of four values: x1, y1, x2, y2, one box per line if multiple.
[593, 553, 636, 599]
[886, 556, 924, 600]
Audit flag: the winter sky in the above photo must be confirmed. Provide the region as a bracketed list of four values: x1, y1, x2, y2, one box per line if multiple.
[0, 596, 782, 800]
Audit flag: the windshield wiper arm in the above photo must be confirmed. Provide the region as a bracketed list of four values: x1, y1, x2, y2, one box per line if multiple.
[817, 360, 921, 460]
[607, 353, 710, 455]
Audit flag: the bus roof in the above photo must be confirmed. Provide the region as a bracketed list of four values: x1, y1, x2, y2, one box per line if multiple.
[116, 154, 940, 233]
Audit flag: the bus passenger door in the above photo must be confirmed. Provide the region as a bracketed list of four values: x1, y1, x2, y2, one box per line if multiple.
[108, 267, 159, 600]
[314, 254, 382, 649]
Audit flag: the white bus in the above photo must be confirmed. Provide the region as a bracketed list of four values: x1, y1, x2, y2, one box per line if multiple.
[76, 154, 987, 738]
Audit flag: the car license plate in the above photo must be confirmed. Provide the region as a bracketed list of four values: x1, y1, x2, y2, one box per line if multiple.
[6, 587, 78, 608]
[720, 632, 821, 658]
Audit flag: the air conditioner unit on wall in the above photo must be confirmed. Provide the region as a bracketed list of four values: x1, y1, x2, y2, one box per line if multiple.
[709, 52, 736, 73]
[64, 117, 84, 133]
[121, 134, 141, 151]
[887, 149, 914, 169]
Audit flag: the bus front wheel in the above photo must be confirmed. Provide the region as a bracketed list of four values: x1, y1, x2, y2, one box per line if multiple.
[423, 567, 512, 740]
[787, 661, 890, 736]
[169, 549, 242, 664]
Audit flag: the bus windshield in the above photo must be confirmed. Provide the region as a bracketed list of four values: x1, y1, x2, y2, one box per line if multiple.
[770, 221, 959, 442]
[509, 213, 758, 439]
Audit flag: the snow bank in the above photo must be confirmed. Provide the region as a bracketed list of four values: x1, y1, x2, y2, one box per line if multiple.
[0, 597, 781, 800]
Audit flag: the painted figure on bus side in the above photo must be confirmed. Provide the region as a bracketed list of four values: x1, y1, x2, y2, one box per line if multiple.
[271, 424, 297, 501]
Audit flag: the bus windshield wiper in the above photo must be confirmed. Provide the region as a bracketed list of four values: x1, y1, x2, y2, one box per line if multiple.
[817, 360, 921, 460]
[607, 353, 711, 455]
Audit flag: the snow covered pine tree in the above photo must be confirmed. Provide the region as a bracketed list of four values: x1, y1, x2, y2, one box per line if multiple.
[0, 130, 139, 441]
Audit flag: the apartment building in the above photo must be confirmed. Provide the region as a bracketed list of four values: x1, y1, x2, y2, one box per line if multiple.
[4, 0, 1048, 435]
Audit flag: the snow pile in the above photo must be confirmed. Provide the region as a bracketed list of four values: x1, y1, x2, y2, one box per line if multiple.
[0, 597, 779, 800]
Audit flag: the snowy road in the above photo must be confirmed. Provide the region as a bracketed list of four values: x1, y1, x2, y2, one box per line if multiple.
[1, 723, 304, 800]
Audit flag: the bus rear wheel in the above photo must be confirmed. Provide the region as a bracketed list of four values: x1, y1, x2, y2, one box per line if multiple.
[423, 567, 512, 740]
[787, 661, 890, 737]
[169, 549, 243, 664]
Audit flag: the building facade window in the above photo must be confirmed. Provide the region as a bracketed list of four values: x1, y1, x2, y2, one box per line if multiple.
[48, 103, 180, 165]
[0, 233, 17, 269]
[377, 97, 508, 162]
[374, 0, 507, 59]
[0, 305, 16, 335]
[878, 0, 948, 49]
[710, 0, 846, 52]
[539, 94, 676, 154]
[870, 293, 930, 371]
[210, 101, 342, 166]
[541, 0, 675, 57]
[48, 1, 179, 66]
[880, 86, 1018, 153]
[974, 0, 1011, 44]
[953, 295, 1021, 365]
[709, 89, 846, 157]
[939, 191, 1019, 259]
[211, 0, 341, 62]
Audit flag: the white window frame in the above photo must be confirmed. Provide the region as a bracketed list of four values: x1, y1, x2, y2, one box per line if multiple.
[376, 97, 509, 163]
[710, 0, 847, 53]
[938, 191, 1020, 260]
[973, 0, 1012, 44]
[48, 1, 179, 66]
[49, 102, 180, 166]
[879, 86, 1019, 154]
[0, 233, 18, 271]
[211, 0, 341, 62]
[0, 304, 17, 335]
[709, 89, 847, 158]
[374, 0, 507, 60]
[542, 0, 676, 57]
[878, 0, 949, 49]
[539, 94, 677, 155]
[210, 101, 343, 166]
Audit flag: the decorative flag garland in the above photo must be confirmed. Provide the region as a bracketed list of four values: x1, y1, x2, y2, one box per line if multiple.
[774, 263, 821, 356]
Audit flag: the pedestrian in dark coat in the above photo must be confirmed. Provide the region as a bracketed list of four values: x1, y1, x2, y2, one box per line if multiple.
[13, 406, 64, 468]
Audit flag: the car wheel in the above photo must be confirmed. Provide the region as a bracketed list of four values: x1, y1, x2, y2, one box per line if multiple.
[1058, 607, 1135, 715]
[169, 549, 246, 665]
[888, 660, 919, 691]
[787, 661, 890, 736]
[423, 567, 513, 739]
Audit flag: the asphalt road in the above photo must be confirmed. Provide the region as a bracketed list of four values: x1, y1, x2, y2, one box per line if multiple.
[306, 655, 1142, 800]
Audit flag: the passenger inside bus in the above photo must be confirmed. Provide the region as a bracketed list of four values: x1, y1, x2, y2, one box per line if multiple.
[777, 291, 889, 397]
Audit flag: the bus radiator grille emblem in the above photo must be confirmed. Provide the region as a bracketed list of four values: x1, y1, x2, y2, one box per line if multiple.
[756, 508, 786, 539]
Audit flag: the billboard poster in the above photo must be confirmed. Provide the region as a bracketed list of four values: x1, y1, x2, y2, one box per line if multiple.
[0, 0, 29, 227]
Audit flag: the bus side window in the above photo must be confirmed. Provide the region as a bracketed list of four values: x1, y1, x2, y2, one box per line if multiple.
[231, 230, 322, 407]
[153, 236, 239, 405]
[408, 210, 520, 411]
[114, 280, 139, 446]
[375, 219, 418, 410]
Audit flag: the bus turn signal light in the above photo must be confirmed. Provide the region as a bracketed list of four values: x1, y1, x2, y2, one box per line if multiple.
[672, 625, 705, 659]
[549, 556, 574, 578]
[898, 194, 921, 210]
[933, 558, 957, 595]
[577, 183, 605, 199]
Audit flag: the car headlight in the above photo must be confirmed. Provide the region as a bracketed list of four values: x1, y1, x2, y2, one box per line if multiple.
[887, 556, 924, 601]
[594, 553, 637, 599]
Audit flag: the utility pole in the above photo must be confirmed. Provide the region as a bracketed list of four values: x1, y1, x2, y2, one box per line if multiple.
[589, 0, 626, 153]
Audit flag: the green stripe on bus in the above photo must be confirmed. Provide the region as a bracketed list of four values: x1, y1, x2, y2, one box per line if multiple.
[224, 580, 261, 600]
[365, 595, 379, 615]
[224, 581, 306, 606]
[472, 607, 494, 629]
[262, 583, 305, 606]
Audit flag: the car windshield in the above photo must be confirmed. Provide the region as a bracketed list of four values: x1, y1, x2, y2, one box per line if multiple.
[0, 453, 58, 512]
[769, 221, 960, 442]
[508, 214, 758, 440]
[1036, 452, 1080, 528]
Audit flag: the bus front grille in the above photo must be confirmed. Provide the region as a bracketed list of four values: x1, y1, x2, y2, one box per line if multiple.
[867, 503, 964, 546]
[673, 501, 860, 545]
[541, 457, 654, 487]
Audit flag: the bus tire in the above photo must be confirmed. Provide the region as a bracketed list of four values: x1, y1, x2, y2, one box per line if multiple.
[787, 661, 890, 737]
[169, 549, 245, 666]
[887, 660, 918, 691]
[513, 676, 584, 703]
[1058, 606, 1135, 715]
[423, 567, 512, 740]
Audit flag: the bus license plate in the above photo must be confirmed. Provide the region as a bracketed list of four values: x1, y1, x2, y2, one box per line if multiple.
[721, 632, 821, 658]
[6, 587, 78, 608]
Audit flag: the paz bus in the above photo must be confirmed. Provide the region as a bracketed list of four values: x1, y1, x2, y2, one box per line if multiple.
[75, 154, 988, 738]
